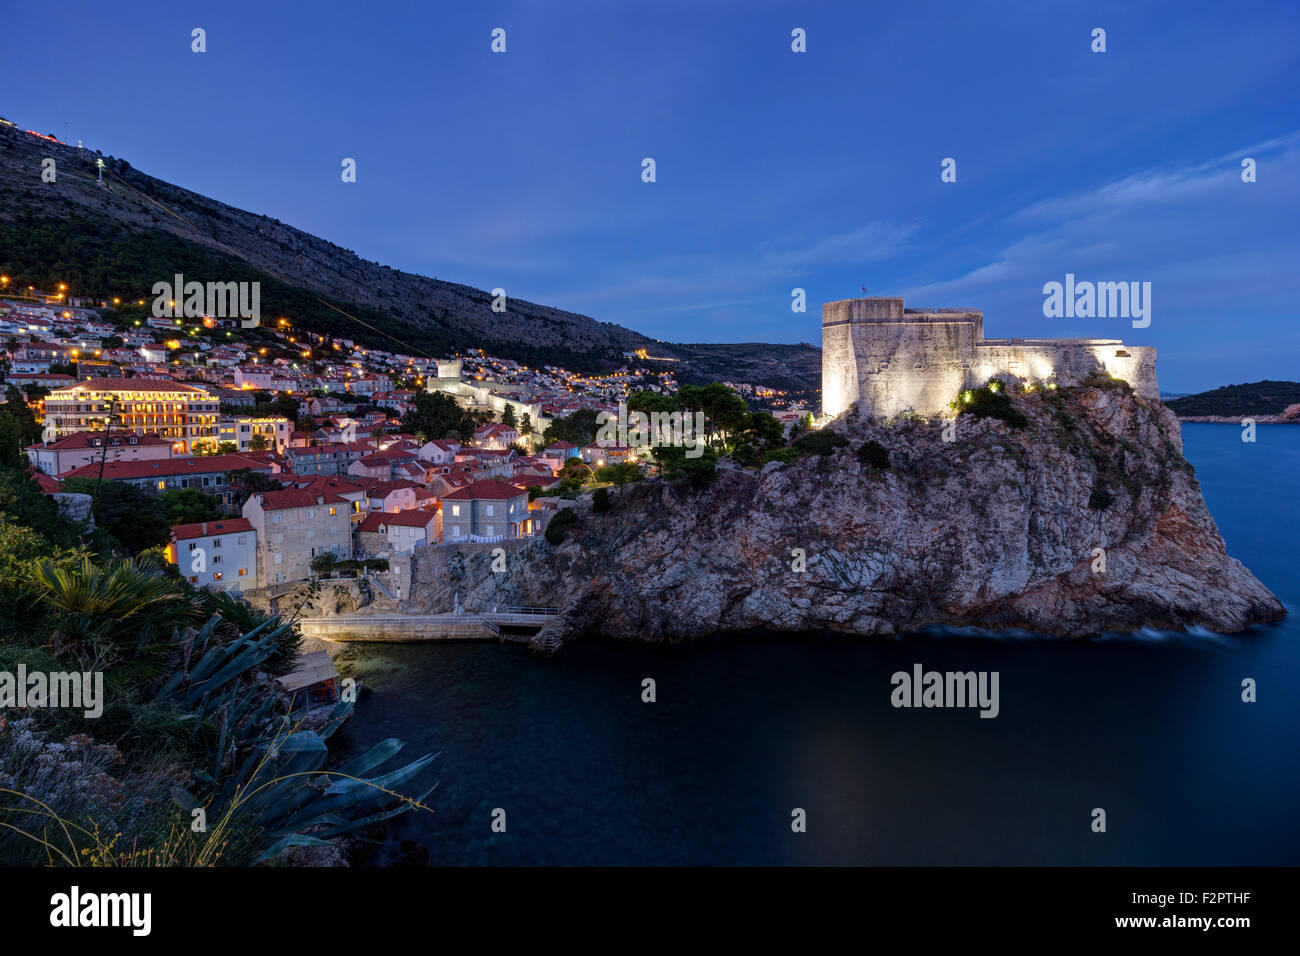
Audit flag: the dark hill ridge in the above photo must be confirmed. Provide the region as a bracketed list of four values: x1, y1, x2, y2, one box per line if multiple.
[0, 123, 819, 390]
[1166, 381, 1300, 420]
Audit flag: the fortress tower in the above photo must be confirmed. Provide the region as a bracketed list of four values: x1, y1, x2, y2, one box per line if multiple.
[821, 297, 1158, 419]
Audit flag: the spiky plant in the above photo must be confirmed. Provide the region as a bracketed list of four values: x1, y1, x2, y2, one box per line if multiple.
[30, 554, 196, 672]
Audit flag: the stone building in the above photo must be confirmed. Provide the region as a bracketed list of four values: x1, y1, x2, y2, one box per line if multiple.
[821, 297, 1158, 419]
[243, 488, 359, 586]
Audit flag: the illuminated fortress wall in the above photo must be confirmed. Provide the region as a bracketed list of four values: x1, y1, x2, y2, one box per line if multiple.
[821, 298, 1158, 419]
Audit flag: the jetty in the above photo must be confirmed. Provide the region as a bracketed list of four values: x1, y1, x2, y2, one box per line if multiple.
[297, 606, 558, 644]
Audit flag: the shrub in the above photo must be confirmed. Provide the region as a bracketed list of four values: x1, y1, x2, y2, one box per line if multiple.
[761, 447, 800, 466]
[857, 440, 890, 469]
[1088, 487, 1114, 510]
[793, 429, 849, 456]
[732, 443, 758, 467]
[1083, 371, 1132, 392]
[545, 508, 579, 545]
[592, 487, 610, 513]
[952, 380, 1028, 429]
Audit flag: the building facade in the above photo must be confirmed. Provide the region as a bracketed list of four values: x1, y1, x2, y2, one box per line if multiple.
[216, 416, 292, 453]
[243, 488, 359, 586]
[59, 453, 275, 508]
[41, 378, 221, 453]
[169, 518, 258, 592]
[441, 479, 532, 543]
[26, 431, 174, 476]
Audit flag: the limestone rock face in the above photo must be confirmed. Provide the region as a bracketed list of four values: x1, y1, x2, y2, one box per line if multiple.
[406, 386, 1285, 645]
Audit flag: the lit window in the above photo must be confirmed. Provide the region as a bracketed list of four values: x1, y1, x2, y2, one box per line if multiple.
[238, 568, 247, 576]
[213, 572, 222, 581]
[329, 507, 337, 516]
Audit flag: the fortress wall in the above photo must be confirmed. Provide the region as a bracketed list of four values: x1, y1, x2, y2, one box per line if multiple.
[970, 341, 1158, 399]
[820, 298, 1160, 420]
[850, 311, 980, 419]
[821, 301, 860, 417]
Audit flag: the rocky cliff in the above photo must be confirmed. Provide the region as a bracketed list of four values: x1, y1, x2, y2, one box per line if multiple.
[401, 383, 1285, 644]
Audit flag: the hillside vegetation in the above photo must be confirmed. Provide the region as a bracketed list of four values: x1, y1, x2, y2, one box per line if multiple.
[0, 125, 820, 390]
[1166, 381, 1300, 417]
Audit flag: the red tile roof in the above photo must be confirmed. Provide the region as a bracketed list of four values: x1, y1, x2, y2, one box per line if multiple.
[253, 488, 352, 512]
[60, 453, 271, 481]
[35, 431, 172, 450]
[441, 478, 528, 501]
[356, 510, 438, 532]
[300, 476, 366, 496]
[172, 518, 255, 540]
[52, 378, 212, 394]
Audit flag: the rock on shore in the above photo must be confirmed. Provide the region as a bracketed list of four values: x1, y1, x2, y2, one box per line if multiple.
[402, 384, 1285, 646]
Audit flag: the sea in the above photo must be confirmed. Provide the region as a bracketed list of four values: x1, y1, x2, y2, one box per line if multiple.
[332, 423, 1299, 865]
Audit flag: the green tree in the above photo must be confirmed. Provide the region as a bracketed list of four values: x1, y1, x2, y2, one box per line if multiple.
[227, 468, 281, 508]
[61, 476, 171, 554]
[742, 411, 785, 450]
[794, 429, 849, 456]
[652, 445, 718, 486]
[628, 390, 677, 415]
[0, 415, 24, 469]
[401, 390, 475, 442]
[542, 408, 602, 447]
[544, 508, 579, 545]
[857, 440, 890, 469]
[160, 487, 224, 524]
[519, 412, 533, 436]
[248, 433, 269, 452]
[3, 385, 42, 445]
[501, 403, 517, 428]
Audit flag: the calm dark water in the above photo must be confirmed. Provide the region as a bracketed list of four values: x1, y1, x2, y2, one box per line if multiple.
[334, 423, 1299, 865]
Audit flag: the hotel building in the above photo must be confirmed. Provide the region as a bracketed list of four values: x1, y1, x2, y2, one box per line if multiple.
[41, 378, 221, 454]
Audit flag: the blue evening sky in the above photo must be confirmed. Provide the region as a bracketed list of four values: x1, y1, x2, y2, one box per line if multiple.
[4, 0, 1298, 392]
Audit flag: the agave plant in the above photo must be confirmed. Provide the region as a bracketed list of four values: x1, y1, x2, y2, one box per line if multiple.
[156, 613, 436, 864]
[198, 590, 302, 675]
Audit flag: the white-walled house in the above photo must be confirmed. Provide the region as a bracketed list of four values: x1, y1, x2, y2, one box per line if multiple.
[417, 439, 461, 465]
[169, 518, 257, 592]
[355, 508, 441, 554]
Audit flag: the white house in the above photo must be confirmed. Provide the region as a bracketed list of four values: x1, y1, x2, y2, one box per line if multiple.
[169, 518, 258, 592]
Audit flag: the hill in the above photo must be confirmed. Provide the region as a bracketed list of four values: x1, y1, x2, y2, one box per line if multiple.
[0, 124, 819, 391]
[1166, 381, 1300, 419]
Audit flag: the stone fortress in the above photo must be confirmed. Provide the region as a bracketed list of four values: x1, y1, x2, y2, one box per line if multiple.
[821, 297, 1158, 419]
